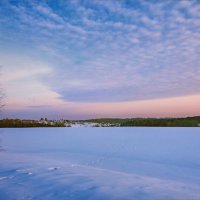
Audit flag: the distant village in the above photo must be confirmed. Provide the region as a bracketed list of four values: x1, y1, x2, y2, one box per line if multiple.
[0, 118, 117, 128]
[38, 118, 117, 127]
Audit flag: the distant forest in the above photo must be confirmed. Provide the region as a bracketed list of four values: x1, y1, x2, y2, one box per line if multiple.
[83, 116, 200, 127]
[1, 116, 200, 128]
[0, 119, 66, 128]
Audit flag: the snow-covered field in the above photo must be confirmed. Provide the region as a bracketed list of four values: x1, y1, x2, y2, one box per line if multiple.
[0, 128, 200, 200]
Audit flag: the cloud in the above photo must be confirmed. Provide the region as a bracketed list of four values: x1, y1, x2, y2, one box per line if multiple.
[0, 52, 64, 109]
[0, 0, 200, 116]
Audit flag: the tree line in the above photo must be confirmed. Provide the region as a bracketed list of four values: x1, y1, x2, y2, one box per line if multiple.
[0, 119, 65, 128]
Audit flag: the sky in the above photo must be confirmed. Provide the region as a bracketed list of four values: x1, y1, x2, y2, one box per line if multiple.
[0, 0, 200, 119]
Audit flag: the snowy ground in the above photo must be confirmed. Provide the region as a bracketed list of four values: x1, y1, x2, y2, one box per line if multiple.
[70, 122, 98, 127]
[0, 128, 200, 200]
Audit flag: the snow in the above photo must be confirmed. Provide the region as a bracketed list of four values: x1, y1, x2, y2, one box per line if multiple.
[70, 122, 98, 127]
[0, 128, 200, 199]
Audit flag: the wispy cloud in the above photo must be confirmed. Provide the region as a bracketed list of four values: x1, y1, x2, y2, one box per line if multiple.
[0, 52, 64, 109]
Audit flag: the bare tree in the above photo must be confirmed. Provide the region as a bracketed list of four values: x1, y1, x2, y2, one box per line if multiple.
[0, 65, 5, 112]
[0, 66, 4, 151]
[0, 91, 4, 111]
